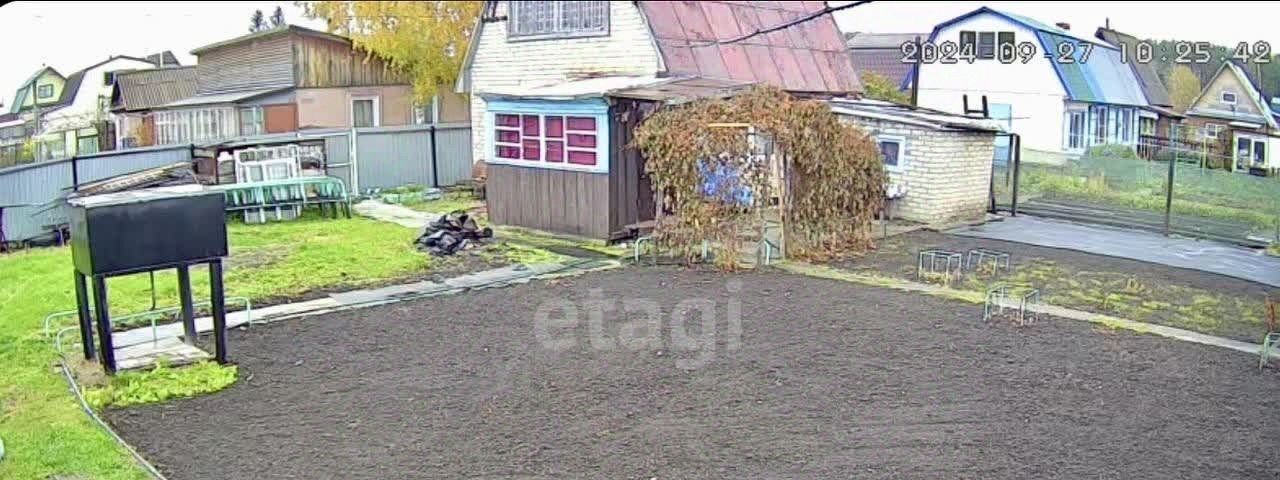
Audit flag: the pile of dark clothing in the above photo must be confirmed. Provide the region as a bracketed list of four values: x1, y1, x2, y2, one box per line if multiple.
[415, 211, 494, 256]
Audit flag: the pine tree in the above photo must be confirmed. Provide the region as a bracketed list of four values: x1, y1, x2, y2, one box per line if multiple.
[250, 9, 266, 32]
[270, 6, 286, 28]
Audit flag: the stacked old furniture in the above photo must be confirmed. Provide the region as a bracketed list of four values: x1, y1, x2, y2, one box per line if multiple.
[213, 145, 350, 222]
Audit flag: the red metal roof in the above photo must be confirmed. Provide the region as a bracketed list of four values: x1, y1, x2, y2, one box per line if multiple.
[637, 1, 861, 95]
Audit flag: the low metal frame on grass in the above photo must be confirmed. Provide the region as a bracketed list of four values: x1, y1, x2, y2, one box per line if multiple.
[917, 249, 963, 283]
[966, 248, 1011, 274]
[983, 284, 1041, 326]
[44, 297, 253, 350]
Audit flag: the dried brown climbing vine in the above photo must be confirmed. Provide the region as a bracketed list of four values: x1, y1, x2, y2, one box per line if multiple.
[633, 86, 886, 266]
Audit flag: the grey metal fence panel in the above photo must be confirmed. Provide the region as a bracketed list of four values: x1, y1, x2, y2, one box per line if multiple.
[320, 132, 352, 189]
[352, 124, 473, 192]
[355, 126, 434, 191]
[433, 124, 474, 186]
[0, 145, 193, 243]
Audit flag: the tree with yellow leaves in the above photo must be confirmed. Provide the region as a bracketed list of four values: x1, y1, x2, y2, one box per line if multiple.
[1167, 65, 1202, 113]
[299, 1, 483, 103]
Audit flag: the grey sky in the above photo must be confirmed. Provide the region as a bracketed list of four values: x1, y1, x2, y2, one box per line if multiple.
[0, 1, 323, 108]
[2, 1, 1279, 108]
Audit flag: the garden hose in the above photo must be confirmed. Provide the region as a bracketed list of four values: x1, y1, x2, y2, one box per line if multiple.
[52, 331, 168, 480]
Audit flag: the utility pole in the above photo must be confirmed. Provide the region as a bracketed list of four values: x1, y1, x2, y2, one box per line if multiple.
[29, 79, 41, 160]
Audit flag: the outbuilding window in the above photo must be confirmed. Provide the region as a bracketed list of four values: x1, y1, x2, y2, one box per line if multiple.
[509, 1, 609, 40]
[493, 113, 600, 167]
[876, 135, 905, 172]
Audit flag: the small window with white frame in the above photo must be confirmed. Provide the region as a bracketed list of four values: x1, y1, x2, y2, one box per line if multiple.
[351, 96, 380, 128]
[876, 135, 906, 171]
[508, 1, 609, 40]
[1204, 123, 1222, 139]
[1221, 90, 1237, 105]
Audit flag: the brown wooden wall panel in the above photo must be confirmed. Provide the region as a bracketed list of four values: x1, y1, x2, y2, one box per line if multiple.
[294, 36, 410, 88]
[263, 104, 298, 133]
[486, 163, 610, 239]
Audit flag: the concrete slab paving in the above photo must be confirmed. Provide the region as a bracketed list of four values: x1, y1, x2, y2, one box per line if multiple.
[949, 215, 1280, 288]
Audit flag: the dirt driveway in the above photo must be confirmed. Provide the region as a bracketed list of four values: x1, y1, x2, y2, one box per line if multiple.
[107, 268, 1280, 479]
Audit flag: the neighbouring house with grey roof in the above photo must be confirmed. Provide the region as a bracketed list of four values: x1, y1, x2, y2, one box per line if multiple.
[846, 32, 924, 94]
[110, 66, 198, 148]
[1094, 25, 1184, 157]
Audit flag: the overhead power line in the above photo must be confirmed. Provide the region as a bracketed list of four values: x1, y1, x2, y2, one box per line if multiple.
[690, 1, 874, 48]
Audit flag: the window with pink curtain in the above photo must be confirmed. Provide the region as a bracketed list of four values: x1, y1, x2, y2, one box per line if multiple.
[492, 112, 599, 167]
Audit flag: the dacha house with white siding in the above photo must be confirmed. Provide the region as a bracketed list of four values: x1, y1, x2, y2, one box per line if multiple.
[909, 7, 1154, 163]
[455, 0, 865, 239]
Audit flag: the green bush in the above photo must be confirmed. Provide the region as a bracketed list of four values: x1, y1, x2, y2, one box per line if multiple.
[1084, 144, 1138, 160]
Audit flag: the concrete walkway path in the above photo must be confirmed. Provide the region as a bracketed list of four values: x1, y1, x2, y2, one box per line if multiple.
[949, 215, 1280, 288]
[353, 200, 434, 229]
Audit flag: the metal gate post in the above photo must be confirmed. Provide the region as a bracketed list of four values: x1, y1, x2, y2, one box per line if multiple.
[429, 124, 440, 188]
[1010, 134, 1021, 217]
[1164, 150, 1176, 236]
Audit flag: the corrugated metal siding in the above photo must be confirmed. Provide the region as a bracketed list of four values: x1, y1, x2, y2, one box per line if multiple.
[0, 145, 193, 242]
[116, 67, 199, 111]
[353, 124, 473, 191]
[433, 125, 473, 186]
[321, 133, 352, 187]
[196, 34, 295, 95]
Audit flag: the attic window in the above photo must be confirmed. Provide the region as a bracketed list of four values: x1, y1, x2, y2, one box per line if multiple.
[508, 1, 609, 40]
[977, 32, 996, 59]
[1221, 91, 1237, 105]
[37, 84, 54, 99]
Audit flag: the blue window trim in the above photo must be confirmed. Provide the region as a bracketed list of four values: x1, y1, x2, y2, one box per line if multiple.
[484, 97, 610, 174]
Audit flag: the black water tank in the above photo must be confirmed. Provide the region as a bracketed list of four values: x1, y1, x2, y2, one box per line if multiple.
[69, 186, 228, 276]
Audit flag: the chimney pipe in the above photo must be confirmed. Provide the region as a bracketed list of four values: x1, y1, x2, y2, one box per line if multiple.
[1105, 18, 1110, 29]
[1055, 22, 1071, 31]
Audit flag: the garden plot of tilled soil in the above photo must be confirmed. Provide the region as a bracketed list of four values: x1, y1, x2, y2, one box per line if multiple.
[107, 268, 1280, 479]
[839, 229, 1277, 343]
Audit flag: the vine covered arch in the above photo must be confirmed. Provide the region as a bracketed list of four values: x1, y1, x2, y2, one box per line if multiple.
[633, 86, 886, 265]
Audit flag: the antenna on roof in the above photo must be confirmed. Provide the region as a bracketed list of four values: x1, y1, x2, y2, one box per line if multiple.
[910, 36, 921, 107]
[961, 94, 989, 118]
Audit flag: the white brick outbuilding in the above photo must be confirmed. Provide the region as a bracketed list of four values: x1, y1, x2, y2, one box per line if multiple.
[831, 99, 1001, 224]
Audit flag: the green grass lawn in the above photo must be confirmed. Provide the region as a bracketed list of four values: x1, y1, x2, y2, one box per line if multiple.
[0, 214, 432, 479]
[376, 184, 485, 216]
[1002, 155, 1280, 238]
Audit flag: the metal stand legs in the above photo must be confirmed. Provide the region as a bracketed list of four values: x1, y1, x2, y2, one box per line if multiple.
[178, 265, 196, 346]
[73, 271, 95, 361]
[90, 275, 117, 374]
[210, 259, 228, 364]
[74, 260, 230, 374]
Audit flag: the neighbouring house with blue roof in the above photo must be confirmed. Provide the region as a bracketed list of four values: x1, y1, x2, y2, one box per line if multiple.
[908, 7, 1153, 163]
